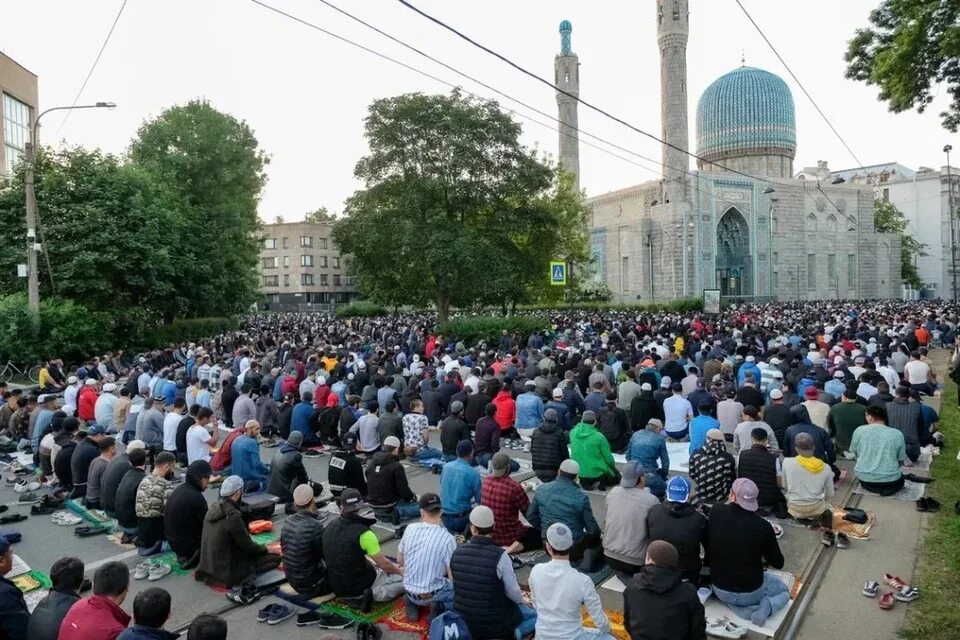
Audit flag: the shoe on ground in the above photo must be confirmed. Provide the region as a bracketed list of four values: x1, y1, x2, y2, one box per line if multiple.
[820, 531, 835, 547]
[895, 586, 920, 602]
[296, 611, 322, 626]
[133, 562, 151, 580]
[316, 612, 353, 629]
[257, 603, 284, 623]
[883, 574, 908, 591]
[706, 617, 746, 638]
[17, 491, 40, 504]
[120, 533, 136, 545]
[879, 591, 896, 610]
[267, 604, 295, 625]
[862, 581, 879, 597]
[147, 562, 171, 581]
[836, 532, 850, 549]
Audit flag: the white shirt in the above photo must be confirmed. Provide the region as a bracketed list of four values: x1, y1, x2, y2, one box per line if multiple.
[903, 360, 931, 385]
[94, 394, 117, 430]
[186, 424, 213, 463]
[877, 366, 900, 391]
[398, 522, 456, 594]
[63, 384, 79, 415]
[662, 395, 693, 435]
[529, 559, 610, 640]
[163, 412, 182, 451]
[299, 378, 317, 398]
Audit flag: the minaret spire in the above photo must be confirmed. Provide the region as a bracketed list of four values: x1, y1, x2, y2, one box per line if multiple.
[657, 0, 690, 202]
[555, 19, 580, 192]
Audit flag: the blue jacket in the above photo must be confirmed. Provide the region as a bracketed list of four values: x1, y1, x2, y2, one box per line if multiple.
[439, 458, 482, 515]
[626, 429, 670, 473]
[689, 414, 721, 455]
[290, 401, 316, 439]
[272, 376, 285, 401]
[515, 392, 544, 429]
[526, 476, 599, 542]
[0, 576, 29, 640]
[230, 434, 269, 485]
[736, 363, 761, 388]
[544, 400, 572, 430]
[118, 625, 180, 640]
[162, 380, 177, 406]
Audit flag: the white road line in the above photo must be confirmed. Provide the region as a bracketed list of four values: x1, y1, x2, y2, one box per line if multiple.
[84, 548, 140, 571]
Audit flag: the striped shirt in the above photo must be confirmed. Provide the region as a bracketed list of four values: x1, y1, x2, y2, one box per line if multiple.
[398, 522, 456, 594]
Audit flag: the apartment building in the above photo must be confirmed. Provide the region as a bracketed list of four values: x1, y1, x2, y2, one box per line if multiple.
[258, 220, 358, 310]
[1, 52, 38, 177]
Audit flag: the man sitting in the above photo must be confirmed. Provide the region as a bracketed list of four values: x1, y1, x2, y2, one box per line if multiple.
[530, 408, 569, 483]
[401, 399, 443, 461]
[625, 418, 670, 499]
[58, 562, 131, 640]
[481, 453, 540, 553]
[267, 431, 311, 511]
[322, 489, 404, 608]
[527, 459, 601, 564]
[230, 419, 269, 493]
[195, 476, 282, 587]
[114, 448, 148, 542]
[439, 401, 470, 461]
[450, 506, 537, 640]
[603, 462, 660, 580]
[439, 440, 482, 534]
[281, 485, 329, 599]
[530, 523, 614, 640]
[328, 431, 368, 498]
[117, 587, 175, 640]
[397, 493, 457, 621]
[736, 428, 786, 517]
[0, 537, 28, 640]
[708, 479, 789, 626]
[86, 436, 117, 510]
[26, 556, 85, 640]
[102, 440, 145, 519]
[570, 411, 621, 490]
[366, 436, 419, 522]
[623, 540, 706, 640]
[688, 402, 721, 455]
[849, 405, 910, 496]
[164, 460, 212, 569]
[646, 477, 708, 584]
[134, 452, 177, 556]
[688, 429, 736, 506]
[783, 433, 836, 539]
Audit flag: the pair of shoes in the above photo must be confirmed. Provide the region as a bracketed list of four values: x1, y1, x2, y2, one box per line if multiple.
[883, 574, 920, 602]
[51, 510, 82, 526]
[296, 611, 353, 628]
[822, 531, 850, 548]
[226, 581, 261, 605]
[705, 616, 746, 638]
[16, 491, 41, 504]
[132, 561, 171, 581]
[13, 479, 40, 493]
[31, 503, 59, 516]
[916, 497, 941, 512]
[73, 525, 109, 537]
[256, 603, 295, 625]
[820, 531, 835, 547]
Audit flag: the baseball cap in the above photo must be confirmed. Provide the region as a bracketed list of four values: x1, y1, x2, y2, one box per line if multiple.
[769, 388, 784, 400]
[286, 431, 304, 447]
[559, 459, 580, 476]
[0, 536, 9, 556]
[646, 418, 663, 429]
[732, 477, 760, 511]
[552, 388, 564, 399]
[640, 383, 652, 391]
[581, 410, 596, 424]
[620, 461, 642, 488]
[339, 488, 365, 513]
[383, 435, 401, 449]
[293, 484, 315, 507]
[706, 428, 724, 441]
[490, 452, 511, 477]
[469, 505, 495, 528]
[126, 439, 146, 452]
[833, 370, 845, 379]
[546, 522, 574, 552]
[666, 476, 691, 503]
[86, 424, 106, 435]
[418, 493, 442, 512]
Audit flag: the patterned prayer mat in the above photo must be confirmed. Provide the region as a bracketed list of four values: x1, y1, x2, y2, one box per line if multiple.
[319, 596, 399, 623]
[148, 551, 193, 576]
[853, 479, 925, 501]
[380, 600, 430, 639]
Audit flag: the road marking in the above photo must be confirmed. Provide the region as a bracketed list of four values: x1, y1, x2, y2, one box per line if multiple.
[84, 548, 139, 571]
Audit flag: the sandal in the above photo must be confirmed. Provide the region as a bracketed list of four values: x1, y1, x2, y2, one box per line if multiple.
[879, 591, 896, 610]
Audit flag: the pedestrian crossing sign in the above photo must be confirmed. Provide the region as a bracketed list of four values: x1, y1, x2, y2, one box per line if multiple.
[549, 261, 567, 286]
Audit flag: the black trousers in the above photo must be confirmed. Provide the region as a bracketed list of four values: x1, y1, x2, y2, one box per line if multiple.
[859, 476, 905, 496]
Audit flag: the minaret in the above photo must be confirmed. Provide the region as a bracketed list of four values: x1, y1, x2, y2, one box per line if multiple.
[555, 19, 580, 192]
[657, 0, 690, 202]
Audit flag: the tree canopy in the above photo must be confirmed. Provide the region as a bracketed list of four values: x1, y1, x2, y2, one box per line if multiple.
[332, 91, 588, 322]
[874, 197, 927, 289]
[845, 0, 960, 131]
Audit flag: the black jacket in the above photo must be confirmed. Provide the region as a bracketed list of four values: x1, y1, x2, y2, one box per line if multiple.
[707, 503, 784, 593]
[0, 576, 29, 640]
[277, 403, 293, 439]
[54, 438, 78, 491]
[530, 419, 568, 481]
[195, 498, 270, 587]
[176, 416, 195, 457]
[763, 404, 794, 447]
[464, 393, 491, 427]
[450, 536, 521, 640]
[322, 513, 377, 597]
[115, 467, 146, 529]
[629, 393, 661, 430]
[784, 422, 835, 464]
[221, 386, 240, 427]
[646, 502, 709, 577]
[736, 445, 783, 508]
[25, 588, 79, 640]
[328, 450, 367, 497]
[164, 464, 209, 559]
[597, 404, 630, 453]
[624, 565, 706, 640]
[422, 390, 445, 426]
[70, 437, 101, 498]
[365, 451, 415, 506]
[280, 510, 325, 592]
[101, 453, 131, 515]
[440, 415, 470, 456]
[267, 444, 309, 503]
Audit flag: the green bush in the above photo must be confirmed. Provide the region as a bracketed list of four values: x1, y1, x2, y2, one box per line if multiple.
[335, 301, 389, 318]
[143, 317, 237, 346]
[515, 298, 704, 313]
[439, 316, 551, 347]
[0, 294, 116, 364]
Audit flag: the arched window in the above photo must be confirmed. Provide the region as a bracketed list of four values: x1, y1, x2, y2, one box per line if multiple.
[806, 213, 817, 232]
[826, 215, 837, 232]
[771, 215, 779, 234]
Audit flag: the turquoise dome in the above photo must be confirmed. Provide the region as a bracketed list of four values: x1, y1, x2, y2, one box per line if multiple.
[559, 20, 572, 32]
[696, 66, 796, 162]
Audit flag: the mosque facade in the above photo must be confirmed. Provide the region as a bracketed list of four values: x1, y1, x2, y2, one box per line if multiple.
[557, 1, 901, 303]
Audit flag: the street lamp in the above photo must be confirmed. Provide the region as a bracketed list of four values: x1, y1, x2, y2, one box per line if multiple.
[24, 102, 116, 314]
[946, 145, 957, 302]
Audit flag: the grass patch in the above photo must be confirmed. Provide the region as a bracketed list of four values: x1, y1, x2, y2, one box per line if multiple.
[900, 356, 960, 640]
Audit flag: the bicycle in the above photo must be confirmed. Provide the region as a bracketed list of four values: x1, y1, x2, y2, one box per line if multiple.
[0, 361, 42, 384]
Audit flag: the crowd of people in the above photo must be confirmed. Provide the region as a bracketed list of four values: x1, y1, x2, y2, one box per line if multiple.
[0, 298, 955, 640]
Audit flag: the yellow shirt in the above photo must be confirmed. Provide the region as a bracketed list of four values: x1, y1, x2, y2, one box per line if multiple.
[38, 367, 53, 388]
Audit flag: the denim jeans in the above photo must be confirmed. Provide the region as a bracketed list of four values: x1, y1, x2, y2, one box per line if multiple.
[411, 446, 444, 461]
[406, 578, 454, 609]
[712, 572, 790, 625]
[396, 500, 421, 519]
[442, 513, 469, 535]
[515, 604, 537, 639]
[476, 453, 520, 472]
[644, 473, 667, 500]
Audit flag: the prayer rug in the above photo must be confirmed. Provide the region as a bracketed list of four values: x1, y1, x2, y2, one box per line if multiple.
[853, 479, 925, 501]
[250, 530, 279, 545]
[829, 506, 876, 540]
[319, 596, 399, 623]
[24, 588, 49, 613]
[701, 569, 800, 638]
[148, 552, 193, 577]
[525, 552, 615, 586]
[65, 500, 114, 528]
[106, 531, 135, 549]
[380, 600, 430, 639]
[582, 606, 629, 640]
[12, 570, 51, 593]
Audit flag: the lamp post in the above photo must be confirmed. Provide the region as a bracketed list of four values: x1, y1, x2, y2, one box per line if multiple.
[645, 231, 654, 301]
[946, 145, 957, 302]
[24, 102, 116, 314]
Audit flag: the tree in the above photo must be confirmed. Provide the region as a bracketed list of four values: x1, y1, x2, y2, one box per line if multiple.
[874, 198, 927, 289]
[304, 207, 336, 223]
[333, 92, 588, 322]
[845, 0, 960, 131]
[130, 100, 268, 316]
[0, 147, 181, 323]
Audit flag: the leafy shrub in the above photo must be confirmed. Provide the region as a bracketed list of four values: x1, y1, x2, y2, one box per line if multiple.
[439, 316, 550, 347]
[516, 298, 704, 313]
[143, 317, 237, 346]
[0, 294, 116, 364]
[335, 301, 389, 318]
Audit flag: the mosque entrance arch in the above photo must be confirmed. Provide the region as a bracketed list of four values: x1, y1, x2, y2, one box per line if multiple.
[715, 207, 752, 298]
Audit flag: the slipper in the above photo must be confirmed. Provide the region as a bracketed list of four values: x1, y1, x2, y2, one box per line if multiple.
[0, 514, 27, 525]
[74, 525, 109, 537]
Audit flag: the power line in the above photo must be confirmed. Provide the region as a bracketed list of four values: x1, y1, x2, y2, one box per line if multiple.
[395, 0, 785, 188]
[54, 0, 129, 137]
[733, 0, 880, 191]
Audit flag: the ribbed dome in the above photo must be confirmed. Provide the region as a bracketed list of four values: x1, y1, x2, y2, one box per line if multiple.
[696, 66, 796, 163]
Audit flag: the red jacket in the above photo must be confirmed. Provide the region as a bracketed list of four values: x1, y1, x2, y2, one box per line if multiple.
[77, 387, 99, 422]
[314, 384, 331, 409]
[58, 594, 131, 640]
[492, 390, 516, 430]
[211, 429, 242, 471]
[281, 375, 298, 398]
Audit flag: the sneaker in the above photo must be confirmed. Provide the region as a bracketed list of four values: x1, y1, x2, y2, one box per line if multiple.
[836, 532, 850, 549]
[895, 586, 920, 602]
[820, 531, 835, 547]
[132, 562, 152, 580]
[267, 604, 295, 625]
[706, 617, 746, 638]
[17, 491, 40, 504]
[883, 574, 909, 591]
[147, 562, 171, 581]
[296, 611, 323, 626]
[879, 591, 896, 610]
[316, 612, 353, 629]
[862, 581, 879, 598]
[51, 510, 82, 526]
[257, 603, 285, 623]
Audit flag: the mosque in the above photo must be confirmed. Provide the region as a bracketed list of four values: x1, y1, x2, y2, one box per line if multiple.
[556, 0, 901, 302]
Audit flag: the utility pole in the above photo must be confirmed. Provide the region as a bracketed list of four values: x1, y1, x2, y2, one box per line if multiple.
[946, 145, 957, 302]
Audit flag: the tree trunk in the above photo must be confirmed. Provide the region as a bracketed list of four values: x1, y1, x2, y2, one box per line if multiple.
[437, 291, 451, 324]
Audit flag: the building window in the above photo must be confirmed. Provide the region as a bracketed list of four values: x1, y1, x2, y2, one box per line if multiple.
[826, 215, 837, 233]
[263, 238, 276, 249]
[263, 275, 279, 287]
[283, 274, 290, 287]
[268, 293, 280, 303]
[882, 188, 889, 201]
[828, 254, 837, 283]
[333, 274, 341, 286]
[319, 256, 328, 268]
[806, 214, 817, 232]
[318, 238, 328, 249]
[283, 256, 290, 268]
[332, 256, 340, 269]
[773, 271, 779, 289]
[3, 93, 31, 174]
[848, 254, 857, 287]
[262, 257, 277, 269]
[773, 252, 779, 266]
[771, 216, 779, 234]
[807, 253, 816, 289]
[320, 274, 329, 286]
[282, 237, 289, 249]
[301, 273, 314, 286]
[301, 255, 314, 267]
[300, 235, 313, 248]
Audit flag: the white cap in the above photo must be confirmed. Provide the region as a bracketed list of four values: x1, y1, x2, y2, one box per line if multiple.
[103, 383, 117, 392]
[640, 383, 652, 391]
[84, 378, 97, 386]
[68, 376, 78, 384]
[769, 389, 784, 400]
[559, 459, 580, 476]
[746, 355, 755, 362]
[383, 435, 401, 449]
[770, 357, 781, 365]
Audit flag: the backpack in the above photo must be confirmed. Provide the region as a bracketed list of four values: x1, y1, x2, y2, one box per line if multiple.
[429, 610, 471, 640]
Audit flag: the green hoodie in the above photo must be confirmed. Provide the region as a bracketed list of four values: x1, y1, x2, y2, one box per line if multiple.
[570, 421, 616, 479]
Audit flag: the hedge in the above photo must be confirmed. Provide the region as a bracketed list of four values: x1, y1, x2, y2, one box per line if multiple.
[438, 316, 551, 347]
[143, 317, 237, 346]
[0, 294, 116, 364]
[335, 301, 389, 318]
[515, 298, 704, 313]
